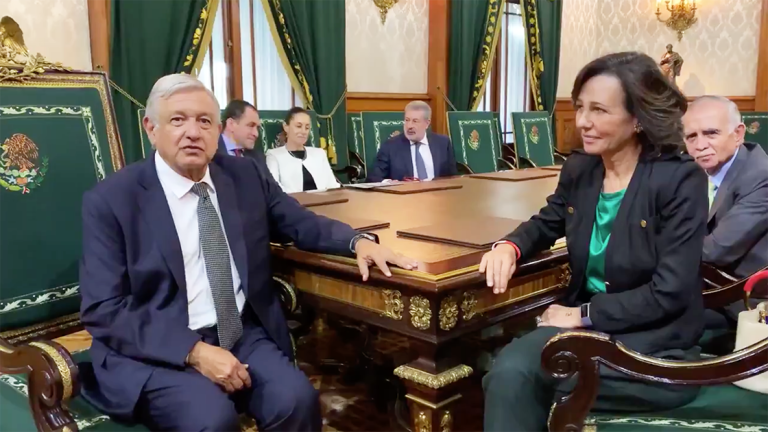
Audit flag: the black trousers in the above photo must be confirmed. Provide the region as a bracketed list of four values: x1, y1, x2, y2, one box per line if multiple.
[135, 307, 320, 432]
[482, 327, 700, 432]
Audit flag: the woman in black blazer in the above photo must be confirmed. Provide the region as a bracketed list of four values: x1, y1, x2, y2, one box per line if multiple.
[481, 52, 709, 431]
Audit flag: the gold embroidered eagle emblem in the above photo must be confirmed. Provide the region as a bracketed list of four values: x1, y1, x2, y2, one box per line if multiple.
[468, 129, 480, 150]
[529, 125, 540, 144]
[0, 133, 48, 194]
[389, 130, 401, 138]
[746, 121, 760, 135]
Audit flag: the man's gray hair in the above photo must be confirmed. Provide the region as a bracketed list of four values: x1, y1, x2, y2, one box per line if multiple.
[405, 100, 432, 121]
[690, 95, 742, 131]
[145, 74, 220, 124]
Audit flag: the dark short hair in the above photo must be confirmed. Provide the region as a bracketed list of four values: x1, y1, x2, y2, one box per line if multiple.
[571, 52, 687, 156]
[284, 106, 309, 125]
[221, 100, 257, 126]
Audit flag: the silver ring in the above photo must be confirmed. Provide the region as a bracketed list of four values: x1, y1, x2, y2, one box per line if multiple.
[535, 316, 542, 324]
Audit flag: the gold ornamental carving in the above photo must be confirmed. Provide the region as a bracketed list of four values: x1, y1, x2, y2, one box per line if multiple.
[415, 410, 431, 432]
[460, 291, 478, 321]
[382, 289, 403, 320]
[655, 0, 698, 41]
[558, 264, 572, 288]
[394, 364, 473, 389]
[440, 410, 453, 432]
[0, 16, 70, 83]
[439, 297, 459, 331]
[28, 341, 73, 401]
[409, 295, 431, 330]
[372, 0, 399, 25]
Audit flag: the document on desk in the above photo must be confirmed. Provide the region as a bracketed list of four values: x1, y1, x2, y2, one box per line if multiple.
[343, 180, 402, 189]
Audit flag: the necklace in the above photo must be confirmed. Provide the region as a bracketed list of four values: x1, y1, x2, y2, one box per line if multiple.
[287, 148, 307, 161]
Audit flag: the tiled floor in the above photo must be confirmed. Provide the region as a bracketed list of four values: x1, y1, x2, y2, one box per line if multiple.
[53, 322, 487, 432]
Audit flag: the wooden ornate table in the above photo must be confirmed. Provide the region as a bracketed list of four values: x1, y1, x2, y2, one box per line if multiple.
[272, 174, 570, 432]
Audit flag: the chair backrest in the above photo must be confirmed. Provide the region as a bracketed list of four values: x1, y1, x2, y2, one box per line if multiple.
[256, 110, 321, 153]
[0, 71, 124, 340]
[347, 113, 365, 176]
[741, 112, 768, 153]
[510, 111, 556, 167]
[359, 111, 407, 174]
[137, 108, 152, 158]
[446, 111, 502, 174]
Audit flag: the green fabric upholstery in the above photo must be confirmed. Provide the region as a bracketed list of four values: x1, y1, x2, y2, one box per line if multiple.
[0, 350, 146, 431]
[742, 112, 768, 153]
[446, 111, 501, 174]
[510, 111, 556, 167]
[256, 110, 320, 154]
[589, 385, 768, 431]
[0, 75, 124, 333]
[359, 111, 407, 174]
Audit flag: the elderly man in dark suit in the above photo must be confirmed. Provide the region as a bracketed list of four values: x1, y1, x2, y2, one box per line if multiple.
[218, 99, 261, 158]
[683, 95, 768, 324]
[79, 73, 416, 432]
[367, 100, 457, 182]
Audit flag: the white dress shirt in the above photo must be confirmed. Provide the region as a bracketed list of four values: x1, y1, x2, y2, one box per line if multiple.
[154, 152, 245, 330]
[409, 134, 435, 180]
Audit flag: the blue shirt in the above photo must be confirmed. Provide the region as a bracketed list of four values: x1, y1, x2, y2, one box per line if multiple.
[709, 146, 739, 195]
[221, 134, 241, 156]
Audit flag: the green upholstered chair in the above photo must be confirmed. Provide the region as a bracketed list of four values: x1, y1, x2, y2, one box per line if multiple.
[347, 113, 366, 178]
[446, 111, 515, 174]
[359, 111, 408, 175]
[0, 71, 302, 432]
[510, 111, 567, 168]
[543, 269, 768, 432]
[742, 112, 768, 153]
[256, 110, 320, 154]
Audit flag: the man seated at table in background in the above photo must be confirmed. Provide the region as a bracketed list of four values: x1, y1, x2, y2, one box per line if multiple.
[366, 100, 457, 182]
[79, 73, 417, 432]
[682, 95, 768, 329]
[218, 99, 262, 158]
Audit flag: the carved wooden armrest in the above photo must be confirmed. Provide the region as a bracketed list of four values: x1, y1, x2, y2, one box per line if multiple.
[541, 330, 768, 432]
[497, 158, 517, 170]
[553, 151, 567, 165]
[456, 162, 473, 175]
[702, 265, 767, 310]
[0, 337, 79, 432]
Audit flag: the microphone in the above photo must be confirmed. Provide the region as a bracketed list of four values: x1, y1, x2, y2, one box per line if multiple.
[436, 86, 459, 112]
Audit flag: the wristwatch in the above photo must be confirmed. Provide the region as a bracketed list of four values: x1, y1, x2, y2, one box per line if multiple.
[580, 303, 592, 328]
[350, 232, 378, 254]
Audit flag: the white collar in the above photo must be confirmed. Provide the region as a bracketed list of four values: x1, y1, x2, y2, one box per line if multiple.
[411, 134, 430, 146]
[154, 151, 216, 199]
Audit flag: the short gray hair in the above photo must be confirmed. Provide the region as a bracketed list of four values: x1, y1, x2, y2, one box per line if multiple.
[689, 95, 742, 131]
[145, 74, 220, 124]
[405, 100, 431, 121]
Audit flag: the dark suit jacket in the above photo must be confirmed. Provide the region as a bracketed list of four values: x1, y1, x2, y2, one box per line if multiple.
[366, 132, 457, 182]
[217, 134, 261, 159]
[704, 142, 768, 279]
[505, 150, 708, 355]
[78, 153, 358, 420]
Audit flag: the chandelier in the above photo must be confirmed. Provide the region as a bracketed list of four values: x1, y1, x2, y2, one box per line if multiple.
[655, 0, 698, 41]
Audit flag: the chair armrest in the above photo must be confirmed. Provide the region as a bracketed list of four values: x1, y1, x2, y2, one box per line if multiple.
[456, 162, 474, 175]
[333, 165, 362, 184]
[0, 338, 79, 432]
[553, 152, 567, 165]
[541, 330, 768, 432]
[702, 264, 767, 310]
[497, 158, 517, 170]
[517, 156, 537, 169]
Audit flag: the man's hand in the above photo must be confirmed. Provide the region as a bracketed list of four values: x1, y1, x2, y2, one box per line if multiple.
[479, 243, 517, 294]
[186, 341, 251, 393]
[354, 239, 418, 281]
[537, 305, 581, 329]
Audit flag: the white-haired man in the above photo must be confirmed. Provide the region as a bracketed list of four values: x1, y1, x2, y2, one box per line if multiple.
[78, 74, 417, 431]
[367, 100, 457, 182]
[683, 95, 768, 325]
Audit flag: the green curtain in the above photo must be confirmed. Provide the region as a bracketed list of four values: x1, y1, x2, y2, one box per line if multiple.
[521, 0, 562, 114]
[261, 0, 348, 168]
[110, 0, 218, 164]
[447, 0, 503, 111]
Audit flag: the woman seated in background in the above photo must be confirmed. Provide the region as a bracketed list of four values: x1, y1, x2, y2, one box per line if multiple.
[266, 107, 340, 193]
[480, 52, 708, 432]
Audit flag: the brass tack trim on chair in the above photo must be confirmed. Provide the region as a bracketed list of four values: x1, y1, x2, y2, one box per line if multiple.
[28, 341, 72, 401]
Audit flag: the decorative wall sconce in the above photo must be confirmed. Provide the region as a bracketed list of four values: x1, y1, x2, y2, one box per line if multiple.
[373, 0, 399, 24]
[656, 0, 698, 41]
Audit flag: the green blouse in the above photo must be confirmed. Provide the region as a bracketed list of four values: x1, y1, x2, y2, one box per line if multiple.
[585, 189, 626, 294]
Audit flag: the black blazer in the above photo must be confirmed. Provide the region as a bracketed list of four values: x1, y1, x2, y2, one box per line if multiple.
[505, 150, 708, 355]
[366, 132, 458, 182]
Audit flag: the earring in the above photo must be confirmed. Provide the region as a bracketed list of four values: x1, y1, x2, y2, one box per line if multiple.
[634, 123, 643, 133]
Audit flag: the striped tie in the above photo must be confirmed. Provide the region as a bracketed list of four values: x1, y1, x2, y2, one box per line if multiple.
[708, 179, 717, 209]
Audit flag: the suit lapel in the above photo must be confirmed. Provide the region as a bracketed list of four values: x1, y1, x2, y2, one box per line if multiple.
[138, 155, 187, 292]
[571, 159, 603, 278]
[708, 149, 745, 222]
[400, 136, 414, 178]
[209, 163, 250, 294]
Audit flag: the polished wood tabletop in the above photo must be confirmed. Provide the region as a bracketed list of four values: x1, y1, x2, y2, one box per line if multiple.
[274, 172, 563, 282]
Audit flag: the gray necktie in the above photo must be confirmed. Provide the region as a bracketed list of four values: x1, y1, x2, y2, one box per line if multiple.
[414, 142, 428, 180]
[191, 183, 242, 350]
